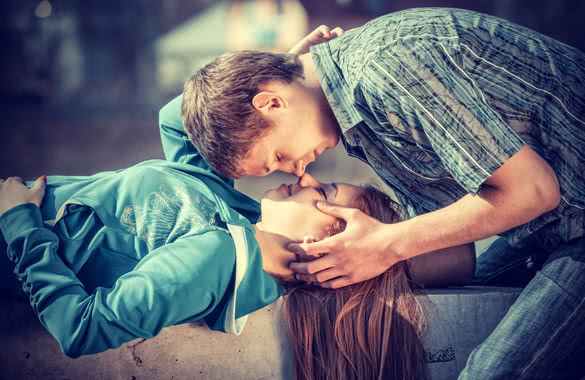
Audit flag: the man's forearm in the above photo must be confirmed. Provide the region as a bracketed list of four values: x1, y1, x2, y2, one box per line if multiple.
[389, 145, 561, 261]
[390, 184, 554, 260]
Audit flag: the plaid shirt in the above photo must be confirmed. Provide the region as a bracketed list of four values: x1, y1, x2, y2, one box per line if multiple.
[311, 8, 585, 249]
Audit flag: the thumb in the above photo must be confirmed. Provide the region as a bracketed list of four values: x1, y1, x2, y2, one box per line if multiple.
[288, 236, 335, 257]
[315, 201, 356, 220]
[31, 176, 47, 207]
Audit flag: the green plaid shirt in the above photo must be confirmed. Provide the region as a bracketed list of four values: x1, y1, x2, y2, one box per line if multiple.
[311, 8, 585, 249]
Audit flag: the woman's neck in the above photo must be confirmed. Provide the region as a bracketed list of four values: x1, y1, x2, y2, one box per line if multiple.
[253, 223, 297, 278]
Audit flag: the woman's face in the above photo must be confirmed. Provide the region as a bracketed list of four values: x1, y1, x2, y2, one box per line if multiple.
[259, 173, 363, 241]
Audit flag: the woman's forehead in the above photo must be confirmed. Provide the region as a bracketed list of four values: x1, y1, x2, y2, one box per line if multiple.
[334, 183, 363, 206]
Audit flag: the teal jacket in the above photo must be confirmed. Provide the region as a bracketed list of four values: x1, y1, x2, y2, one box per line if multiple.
[0, 95, 281, 358]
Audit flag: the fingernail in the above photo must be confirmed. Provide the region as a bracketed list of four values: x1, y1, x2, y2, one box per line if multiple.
[41, 176, 47, 181]
[315, 201, 325, 208]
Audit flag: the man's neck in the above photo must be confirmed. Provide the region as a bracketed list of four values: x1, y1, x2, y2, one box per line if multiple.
[299, 53, 323, 92]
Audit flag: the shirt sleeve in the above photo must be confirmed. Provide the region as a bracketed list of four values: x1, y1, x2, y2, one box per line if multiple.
[0, 203, 237, 358]
[363, 38, 526, 194]
[158, 95, 235, 187]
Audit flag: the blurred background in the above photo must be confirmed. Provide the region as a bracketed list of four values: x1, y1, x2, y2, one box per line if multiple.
[1, 0, 584, 199]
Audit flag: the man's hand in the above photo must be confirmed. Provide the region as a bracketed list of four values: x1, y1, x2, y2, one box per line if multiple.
[288, 201, 400, 289]
[288, 25, 344, 55]
[0, 176, 46, 217]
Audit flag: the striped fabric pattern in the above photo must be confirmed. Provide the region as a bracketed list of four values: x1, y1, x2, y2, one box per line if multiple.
[311, 8, 585, 249]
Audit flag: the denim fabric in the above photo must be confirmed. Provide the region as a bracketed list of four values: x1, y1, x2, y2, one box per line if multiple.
[460, 237, 585, 379]
[472, 237, 548, 287]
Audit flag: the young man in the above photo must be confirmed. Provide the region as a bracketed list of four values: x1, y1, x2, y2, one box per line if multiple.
[162, 8, 585, 379]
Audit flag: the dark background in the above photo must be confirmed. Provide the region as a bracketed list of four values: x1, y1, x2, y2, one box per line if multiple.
[1, 0, 583, 197]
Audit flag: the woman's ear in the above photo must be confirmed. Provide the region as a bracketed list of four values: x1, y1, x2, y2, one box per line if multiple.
[252, 91, 286, 112]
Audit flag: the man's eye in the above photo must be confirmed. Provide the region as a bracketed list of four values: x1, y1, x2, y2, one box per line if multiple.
[275, 154, 282, 162]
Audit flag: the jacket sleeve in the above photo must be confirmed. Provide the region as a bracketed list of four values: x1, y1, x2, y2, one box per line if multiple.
[158, 94, 235, 186]
[0, 203, 236, 358]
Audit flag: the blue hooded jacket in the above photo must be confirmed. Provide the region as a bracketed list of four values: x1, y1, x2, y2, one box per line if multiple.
[0, 95, 281, 358]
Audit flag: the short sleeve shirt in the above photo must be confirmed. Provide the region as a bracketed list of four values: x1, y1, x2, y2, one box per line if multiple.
[311, 8, 585, 249]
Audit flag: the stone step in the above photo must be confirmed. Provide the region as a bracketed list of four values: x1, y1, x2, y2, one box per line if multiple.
[0, 286, 522, 380]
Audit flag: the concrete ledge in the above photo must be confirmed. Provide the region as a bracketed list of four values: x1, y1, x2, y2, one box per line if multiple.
[0, 286, 522, 380]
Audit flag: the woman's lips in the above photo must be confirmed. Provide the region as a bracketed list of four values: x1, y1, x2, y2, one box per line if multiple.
[279, 183, 291, 196]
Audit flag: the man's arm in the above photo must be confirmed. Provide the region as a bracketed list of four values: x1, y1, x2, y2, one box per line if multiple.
[290, 145, 560, 288]
[392, 145, 560, 259]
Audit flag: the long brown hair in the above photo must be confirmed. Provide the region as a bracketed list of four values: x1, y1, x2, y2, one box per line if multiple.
[282, 186, 429, 380]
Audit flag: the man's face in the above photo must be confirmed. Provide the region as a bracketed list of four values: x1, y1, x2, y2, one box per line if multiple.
[239, 99, 340, 177]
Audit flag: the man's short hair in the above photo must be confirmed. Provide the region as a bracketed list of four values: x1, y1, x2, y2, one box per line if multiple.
[181, 50, 304, 178]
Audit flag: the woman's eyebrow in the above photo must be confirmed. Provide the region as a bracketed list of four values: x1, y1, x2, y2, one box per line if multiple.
[330, 183, 338, 201]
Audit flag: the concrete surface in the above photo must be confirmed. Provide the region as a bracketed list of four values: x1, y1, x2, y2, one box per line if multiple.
[0, 286, 522, 380]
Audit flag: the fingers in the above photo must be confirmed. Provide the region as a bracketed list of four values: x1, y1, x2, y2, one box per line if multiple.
[31, 176, 47, 191]
[31, 176, 47, 207]
[5, 176, 23, 183]
[315, 24, 331, 37]
[295, 267, 343, 284]
[289, 254, 335, 275]
[313, 25, 343, 38]
[321, 276, 353, 289]
[330, 27, 344, 37]
[288, 238, 335, 257]
[315, 201, 361, 221]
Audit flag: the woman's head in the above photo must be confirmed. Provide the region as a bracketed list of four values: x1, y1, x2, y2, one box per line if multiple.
[258, 173, 401, 242]
[267, 177, 429, 380]
[254, 173, 403, 280]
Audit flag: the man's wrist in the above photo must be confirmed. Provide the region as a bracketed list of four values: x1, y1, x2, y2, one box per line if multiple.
[376, 222, 406, 266]
[379, 218, 424, 264]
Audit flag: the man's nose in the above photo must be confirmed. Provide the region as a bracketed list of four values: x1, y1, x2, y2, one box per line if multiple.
[297, 172, 320, 187]
[292, 160, 306, 177]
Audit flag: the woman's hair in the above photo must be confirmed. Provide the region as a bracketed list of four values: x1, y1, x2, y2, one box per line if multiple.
[282, 185, 429, 380]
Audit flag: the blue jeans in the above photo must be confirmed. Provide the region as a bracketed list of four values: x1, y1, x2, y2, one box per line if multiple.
[459, 237, 585, 380]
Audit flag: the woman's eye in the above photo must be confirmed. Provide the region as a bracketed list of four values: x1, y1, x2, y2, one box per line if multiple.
[317, 187, 327, 200]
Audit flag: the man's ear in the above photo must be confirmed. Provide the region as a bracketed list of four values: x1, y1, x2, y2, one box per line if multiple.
[252, 91, 286, 112]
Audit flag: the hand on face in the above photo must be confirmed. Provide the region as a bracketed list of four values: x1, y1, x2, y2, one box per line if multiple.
[287, 201, 399, 289]
[258, 173, 361, 242]
[0, 176, 47, 217]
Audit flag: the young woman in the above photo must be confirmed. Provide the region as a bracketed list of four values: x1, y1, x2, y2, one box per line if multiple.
[0, 159, 473, 380]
